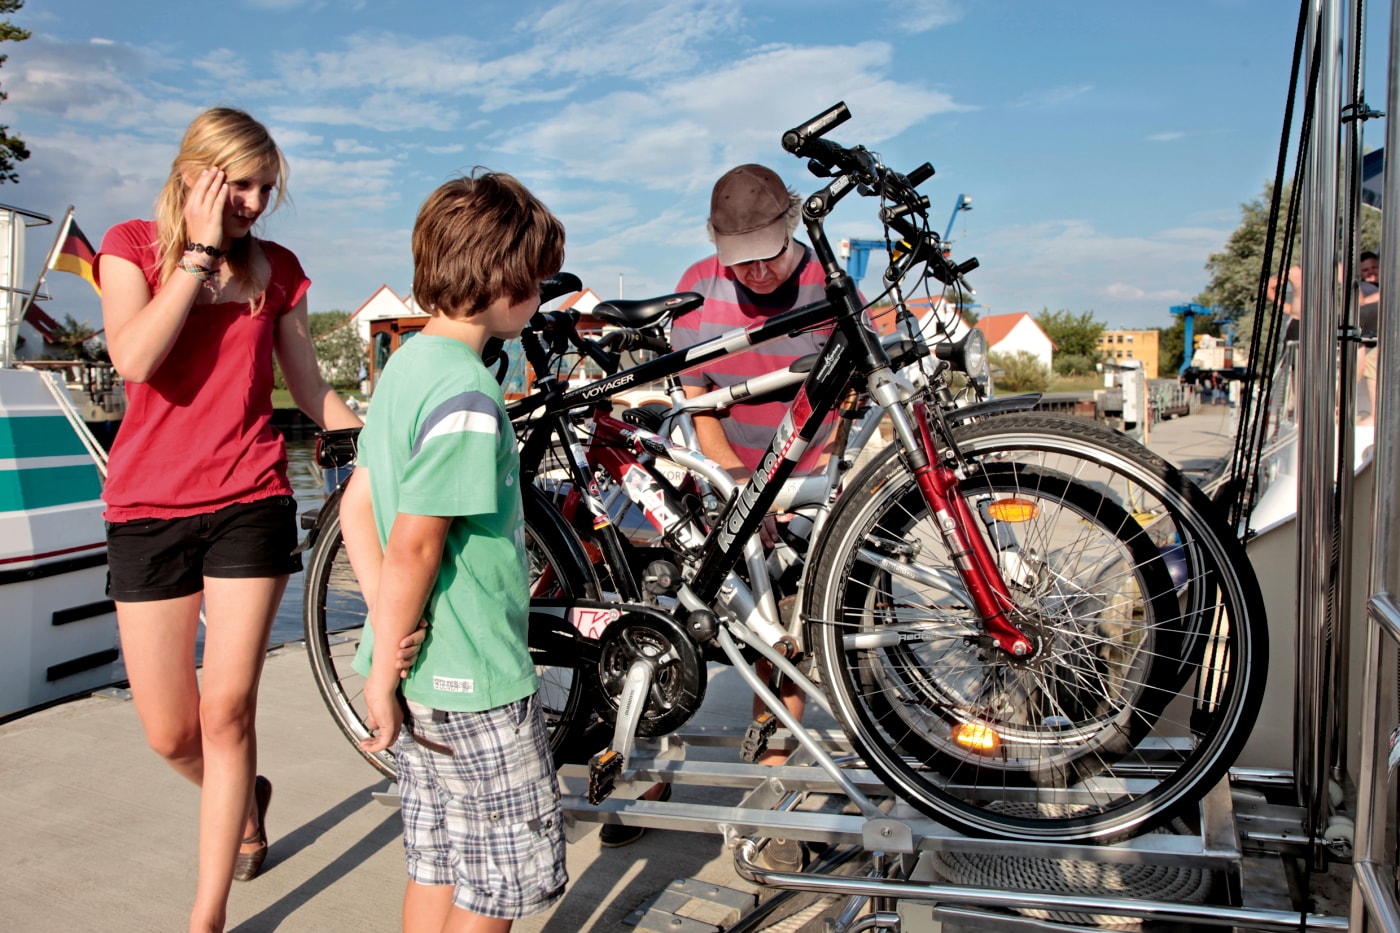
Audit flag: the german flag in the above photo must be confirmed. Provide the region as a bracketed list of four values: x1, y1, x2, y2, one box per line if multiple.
[51, 217, 100, 296]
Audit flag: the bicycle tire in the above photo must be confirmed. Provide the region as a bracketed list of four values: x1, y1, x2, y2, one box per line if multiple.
[303, 484, 600, 780]
[807, 414, 1266, 842]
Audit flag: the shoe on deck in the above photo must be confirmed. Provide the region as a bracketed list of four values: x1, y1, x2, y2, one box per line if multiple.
[598, 783, 671, 848]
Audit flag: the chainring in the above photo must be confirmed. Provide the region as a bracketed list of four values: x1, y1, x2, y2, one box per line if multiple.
[593, 606, 707, 737]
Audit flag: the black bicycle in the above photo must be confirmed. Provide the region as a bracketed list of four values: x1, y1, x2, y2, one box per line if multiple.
[303, 103, 1266, 843]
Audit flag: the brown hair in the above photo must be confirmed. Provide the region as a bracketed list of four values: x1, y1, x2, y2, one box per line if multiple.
[412, 169, 565, 318]
[153, 107, 289, 314]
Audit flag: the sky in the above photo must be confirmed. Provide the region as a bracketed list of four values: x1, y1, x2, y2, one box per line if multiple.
[2, 0, 1391, 333]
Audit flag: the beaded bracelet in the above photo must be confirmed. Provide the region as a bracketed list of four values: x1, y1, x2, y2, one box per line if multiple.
[178, 258, 213, 281]
[185, 242, 225, 259]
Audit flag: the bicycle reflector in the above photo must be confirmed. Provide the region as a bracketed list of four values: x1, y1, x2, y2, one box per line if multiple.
[951, 721, 1001, 754]
[986, 497, 1039, 522]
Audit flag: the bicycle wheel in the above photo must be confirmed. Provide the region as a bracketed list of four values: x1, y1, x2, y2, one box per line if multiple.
[807, 417, 1265, 842]
[303, 484, 600, 779]
[948, 412, 1256, 683]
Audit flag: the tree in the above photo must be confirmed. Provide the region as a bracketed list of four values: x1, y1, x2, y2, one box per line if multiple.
[1197, 179, 1381, 346]
[43, 313, 107, 362]
[989, 349, 1051, 393]
[1035, 308, 1104, 360]
[309, 310, 365, 388]
[0, 1, 30, 185]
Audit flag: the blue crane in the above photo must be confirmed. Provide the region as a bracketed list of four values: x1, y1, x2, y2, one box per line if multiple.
[1169, 303, 1232, 376]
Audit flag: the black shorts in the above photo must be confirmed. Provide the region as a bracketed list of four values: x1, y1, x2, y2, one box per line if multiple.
[106, 495, 303, 602]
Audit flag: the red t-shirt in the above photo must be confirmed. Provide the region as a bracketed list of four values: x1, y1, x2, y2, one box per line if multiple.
[96, 219, 311, 520]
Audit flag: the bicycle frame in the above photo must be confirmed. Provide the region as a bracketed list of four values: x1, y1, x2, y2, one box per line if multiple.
[514, 180, 1036, 660]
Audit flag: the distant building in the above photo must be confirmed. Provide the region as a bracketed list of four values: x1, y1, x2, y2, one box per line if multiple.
[898, 297, 975, 346]
[346, 286, 424, 392]
[1097, 328, 1161, 379]
[345, 283, 608, 397]
[974, 312, 1055, 371]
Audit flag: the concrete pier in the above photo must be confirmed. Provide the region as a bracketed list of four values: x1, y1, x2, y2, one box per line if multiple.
[0, 408, 1247, 932]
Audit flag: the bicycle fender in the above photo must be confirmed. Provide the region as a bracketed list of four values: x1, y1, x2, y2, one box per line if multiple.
[943, 393, 1041, 426]
[295, 485, 345, 555]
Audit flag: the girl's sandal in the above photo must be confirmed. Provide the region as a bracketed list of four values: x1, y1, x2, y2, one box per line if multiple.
[233, 775, 272, 882]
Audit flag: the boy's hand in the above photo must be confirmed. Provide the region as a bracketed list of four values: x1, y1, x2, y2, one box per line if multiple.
[396, 619, 428, 679]
[359, 681, 403, 755]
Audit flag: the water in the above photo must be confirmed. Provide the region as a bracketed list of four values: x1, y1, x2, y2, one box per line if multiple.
[177, 437, 334, 661]
[275, 436, 336, 648]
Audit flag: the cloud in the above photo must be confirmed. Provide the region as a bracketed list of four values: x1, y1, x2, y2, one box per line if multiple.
[899, 0, 962, 32]
[272, 128, 326, 150]
[1148, 131, 1187, 142]
[266, 97, 463, 134]
[520, 0, 744, 83]
[251, 1, 747, 126]
[1101, 282, 1191, 302]
[289, 154, 404, 210]
[7, 37, 184, 131]
[1011, 84, 1094, 109]
[500, 42, 967, 194]
[970, 219, 1230, 326]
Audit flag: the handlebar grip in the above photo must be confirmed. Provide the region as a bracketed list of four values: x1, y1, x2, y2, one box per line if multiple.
[539, 272, 582, 305]
[782, 102, 851, 155]
[906, 162, 935, 188]
[798, 137, 849, 171]
[570, 328, 618, 376]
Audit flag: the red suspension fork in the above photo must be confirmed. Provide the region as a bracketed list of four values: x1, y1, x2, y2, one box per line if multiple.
[909, 405, 1035, 658]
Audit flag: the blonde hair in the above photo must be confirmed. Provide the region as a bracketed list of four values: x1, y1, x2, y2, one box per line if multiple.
[153, 108, 289, 313]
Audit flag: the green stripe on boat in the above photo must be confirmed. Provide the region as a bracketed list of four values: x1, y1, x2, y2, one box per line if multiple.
[0, 463, 103, 512]
[0, 416, 91, 459]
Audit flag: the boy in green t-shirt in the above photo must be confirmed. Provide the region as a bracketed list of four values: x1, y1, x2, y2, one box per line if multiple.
[341, 169, 567, 931]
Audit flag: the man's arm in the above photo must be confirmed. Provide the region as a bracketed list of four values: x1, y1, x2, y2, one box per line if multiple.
[359, 511, 450, 754]
[683, 383, 748, 479]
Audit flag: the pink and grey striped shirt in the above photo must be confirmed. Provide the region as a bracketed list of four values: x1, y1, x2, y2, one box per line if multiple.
[670, 245, 837, 476]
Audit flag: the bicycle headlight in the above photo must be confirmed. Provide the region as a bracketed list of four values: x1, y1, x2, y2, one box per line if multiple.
[934, 326, 988, 382]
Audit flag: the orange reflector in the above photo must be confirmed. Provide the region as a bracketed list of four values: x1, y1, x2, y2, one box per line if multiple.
[986, 497, 1039, 522]
[951, 721, 1001, 754]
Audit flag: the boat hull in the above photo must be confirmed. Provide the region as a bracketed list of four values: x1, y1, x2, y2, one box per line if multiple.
[0, 368, 119, 718]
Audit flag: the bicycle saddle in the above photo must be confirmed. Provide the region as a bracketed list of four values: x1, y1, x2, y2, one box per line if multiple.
[592, 292, 704, 328]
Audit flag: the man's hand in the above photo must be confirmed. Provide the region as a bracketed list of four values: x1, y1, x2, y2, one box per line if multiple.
[396, 619, 428, 679]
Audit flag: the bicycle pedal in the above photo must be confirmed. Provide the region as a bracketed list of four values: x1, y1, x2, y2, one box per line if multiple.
[741, 711, 780, 763]
[587, 748, 623, 804]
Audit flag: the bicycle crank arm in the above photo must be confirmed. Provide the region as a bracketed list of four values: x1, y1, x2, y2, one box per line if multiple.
[608, 655, 657, 775]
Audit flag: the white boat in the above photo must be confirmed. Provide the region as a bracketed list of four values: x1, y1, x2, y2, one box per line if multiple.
[0, 204, 120, 719]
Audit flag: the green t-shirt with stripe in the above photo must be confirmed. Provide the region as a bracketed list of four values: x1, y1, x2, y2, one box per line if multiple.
[351, 335, 535, 712]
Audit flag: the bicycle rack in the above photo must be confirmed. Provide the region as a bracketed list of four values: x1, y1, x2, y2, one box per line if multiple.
[559, 727, 1350, 931]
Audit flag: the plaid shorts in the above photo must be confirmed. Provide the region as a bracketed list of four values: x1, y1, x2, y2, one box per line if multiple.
[397, 694, 567, 919]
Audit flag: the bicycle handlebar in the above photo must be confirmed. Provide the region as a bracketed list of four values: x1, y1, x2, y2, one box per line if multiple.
[540, 272, 582, 305]
[780, 101, 852, 157]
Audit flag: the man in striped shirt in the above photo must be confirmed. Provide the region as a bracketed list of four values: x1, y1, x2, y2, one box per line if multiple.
[604, 164, 830, 851]
[669, 163, 836, 478]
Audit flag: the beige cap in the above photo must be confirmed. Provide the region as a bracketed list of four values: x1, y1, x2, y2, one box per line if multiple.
[710, 164, 789, 266]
